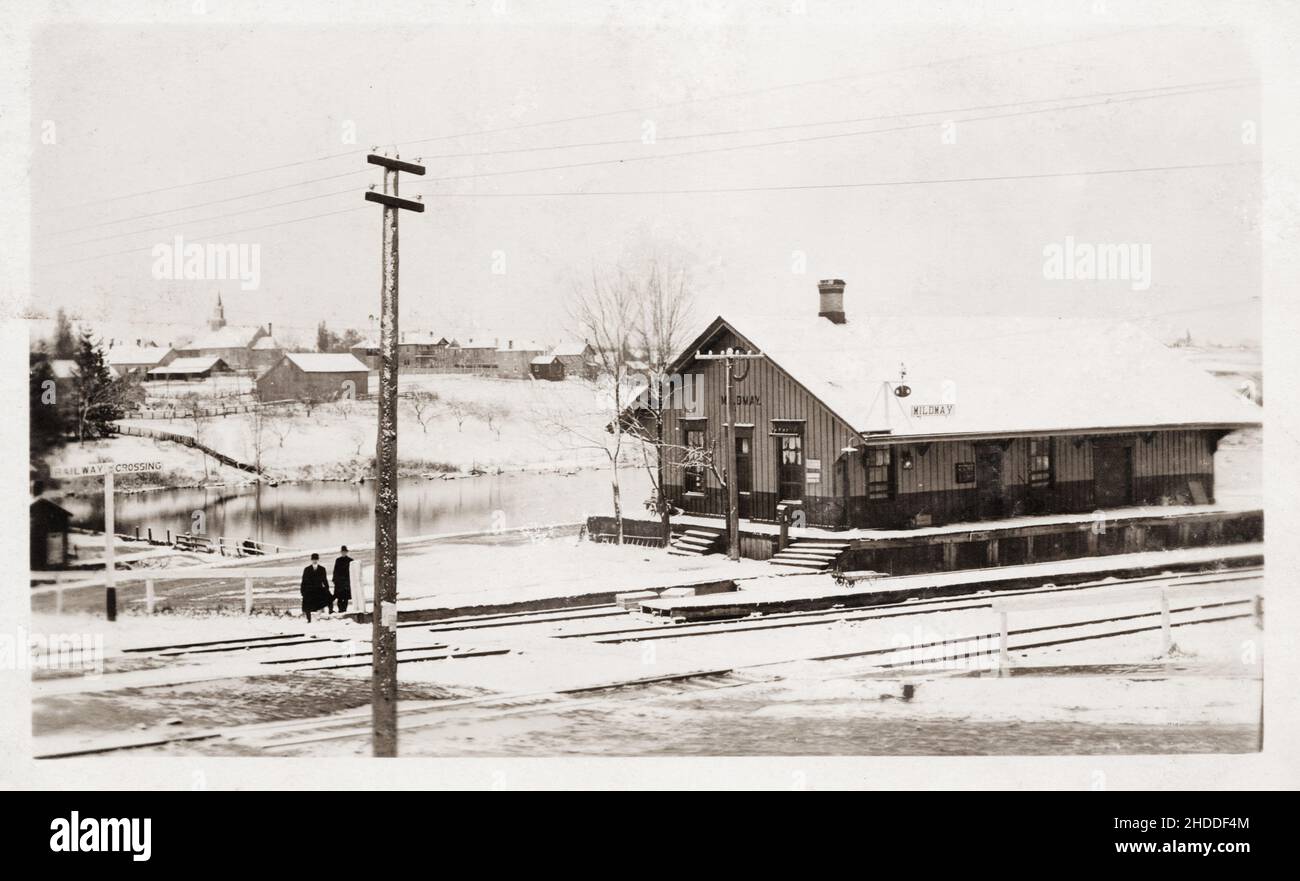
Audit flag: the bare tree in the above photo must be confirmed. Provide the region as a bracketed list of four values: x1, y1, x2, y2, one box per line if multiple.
[266, 408, 293, 448]
[299, 392, 326, 417]
[406, 389, 440, 434]
[557, 266, 640, 544]
[334, 395, 355, 422]
[630, 255, 696, 547]
[481, 401, 510, 439]
[182, 393, 211, 480]
[446, 398, 473, 432]
[348, 423, 367, 457]
[245, 405, 269, 473]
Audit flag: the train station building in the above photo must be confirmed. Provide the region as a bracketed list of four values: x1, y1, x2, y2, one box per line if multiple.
[657, 280, 1261, 531]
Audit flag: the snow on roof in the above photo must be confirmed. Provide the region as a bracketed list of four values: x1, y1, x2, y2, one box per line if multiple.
[455, 336, 499, 349]
[398, 331, 451, 346]
[284, 352, 370, 373]
[179, 326, 262, 350]
[106, 345, 170, 366]
[551, 341, 591, 357]
[530, 354, 560, 365]
[498, 339, 547, 353]
[683, 313, 1261, 439]
[251, 336, 283, 350]
[149, 356, 228, 375]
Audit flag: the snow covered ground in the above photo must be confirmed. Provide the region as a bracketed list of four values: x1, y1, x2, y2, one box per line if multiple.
[48, 374, 640, 487]
[26, 548, 1264, 756]
[386, 536, 774, 612]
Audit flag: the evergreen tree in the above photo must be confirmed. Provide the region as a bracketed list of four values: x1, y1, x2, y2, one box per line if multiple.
[53, 308, 75, 358]
[72, 331, 125, 441]
[316, 321, 363, 353]
[29, 353, 66, 457]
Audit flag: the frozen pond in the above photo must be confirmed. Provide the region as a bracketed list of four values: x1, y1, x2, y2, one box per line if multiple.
[64, 468, 652, 550]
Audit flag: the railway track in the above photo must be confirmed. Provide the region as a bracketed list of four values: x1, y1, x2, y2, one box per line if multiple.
[37, 565, 1264, 757]
[96, 566, 1261, 672]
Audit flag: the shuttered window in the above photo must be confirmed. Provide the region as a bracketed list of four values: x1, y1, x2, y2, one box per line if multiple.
[684, 425, 706, 493]
[777, 434, 804, 501]
[867, 447, 895, 500]
[1029, 437, 1054, 488]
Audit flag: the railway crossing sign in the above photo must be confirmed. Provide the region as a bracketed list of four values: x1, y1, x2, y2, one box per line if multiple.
[49, 461, 164, 620]
[50, 460, 163, 479]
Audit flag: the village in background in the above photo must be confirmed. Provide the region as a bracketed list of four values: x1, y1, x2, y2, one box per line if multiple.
[16, 8, 1271, 763]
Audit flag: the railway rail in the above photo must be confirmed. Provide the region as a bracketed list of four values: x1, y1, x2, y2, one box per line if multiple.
[34, 564, 1263, 758]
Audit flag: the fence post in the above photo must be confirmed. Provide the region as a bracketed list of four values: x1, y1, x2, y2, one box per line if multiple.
[353, 561, 368, 613]
[998, 611, 1010, 675]
[145, 579, 156, 614]
[55, 584, 63, 615]
[244, 576, 253, 616]
[1160, 589, 1172, 654]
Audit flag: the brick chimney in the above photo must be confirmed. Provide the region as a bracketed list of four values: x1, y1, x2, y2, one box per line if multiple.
[818, 278, 846, 324]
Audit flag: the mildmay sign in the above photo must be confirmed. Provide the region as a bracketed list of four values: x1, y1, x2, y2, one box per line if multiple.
[721, 394, 760, 406]
[911, 404, 955, 417]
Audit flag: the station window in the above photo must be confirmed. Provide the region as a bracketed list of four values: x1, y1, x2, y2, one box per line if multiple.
[777, 434, 804, 501]
[684, 425, 706, 493]
[1029, 437, 1054, 488]
[867, 447, 895, 500]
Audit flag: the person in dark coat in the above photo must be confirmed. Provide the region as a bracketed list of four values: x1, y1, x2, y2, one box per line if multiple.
[300, 553, 331, 622]
[332, 546, 354, 613]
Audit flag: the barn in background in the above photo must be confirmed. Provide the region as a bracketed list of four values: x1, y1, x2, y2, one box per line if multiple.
[255, 353, 370, 402]
[656, 280, 1262, 531]
[147, 355, 232, 382]
[106, 345, 176, 377]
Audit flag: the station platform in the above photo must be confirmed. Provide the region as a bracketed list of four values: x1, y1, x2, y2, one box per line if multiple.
[638, 542, 1264, 620]
[670, 501, 1256, 544]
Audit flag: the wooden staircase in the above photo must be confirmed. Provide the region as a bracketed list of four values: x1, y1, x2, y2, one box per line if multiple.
[769, 538, 849, 571]
[668, 525, 725, 557]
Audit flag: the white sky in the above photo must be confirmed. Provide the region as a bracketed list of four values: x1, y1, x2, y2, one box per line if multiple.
[27, 3, 1262, 346]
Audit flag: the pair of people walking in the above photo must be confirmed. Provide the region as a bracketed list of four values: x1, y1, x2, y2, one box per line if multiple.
[300, 546, 354, 622]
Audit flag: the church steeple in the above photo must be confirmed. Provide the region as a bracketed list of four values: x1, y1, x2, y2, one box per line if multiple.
[208, 292, 226, 331]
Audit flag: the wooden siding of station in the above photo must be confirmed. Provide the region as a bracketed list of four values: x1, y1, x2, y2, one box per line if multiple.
[661, 327, 861, 527]
[660, 324, 1222, 529]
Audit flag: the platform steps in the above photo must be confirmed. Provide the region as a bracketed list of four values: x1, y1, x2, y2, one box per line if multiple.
[769, 538, 850, 571]
[668, 526, 725, 557]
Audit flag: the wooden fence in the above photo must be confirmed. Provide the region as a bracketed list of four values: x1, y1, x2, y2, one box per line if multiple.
[122, 399, 298, 420]
[112, 424, 270, 478]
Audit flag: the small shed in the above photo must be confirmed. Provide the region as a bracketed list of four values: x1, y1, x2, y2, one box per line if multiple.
[147, 355, 232, 381]
[551, 342, 597, 380]
[530, 354, 565, 381]
[255, 353, 370, 402]
[107, 345, 175, 377]
[30, 496, 72, 570]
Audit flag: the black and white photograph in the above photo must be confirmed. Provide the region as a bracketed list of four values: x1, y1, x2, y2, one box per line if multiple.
[2, 0, 1298, 801]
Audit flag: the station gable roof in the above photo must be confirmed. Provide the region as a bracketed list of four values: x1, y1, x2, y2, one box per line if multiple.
[675, 313, 1261, 441]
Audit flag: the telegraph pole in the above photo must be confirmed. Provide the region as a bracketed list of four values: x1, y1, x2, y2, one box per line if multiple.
[364, 152, 425, 757]
[695, 348, 762, 560]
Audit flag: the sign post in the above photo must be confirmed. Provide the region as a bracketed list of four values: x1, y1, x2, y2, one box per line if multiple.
[49, 461, 163, 620]
[695, 349, 763, 560]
